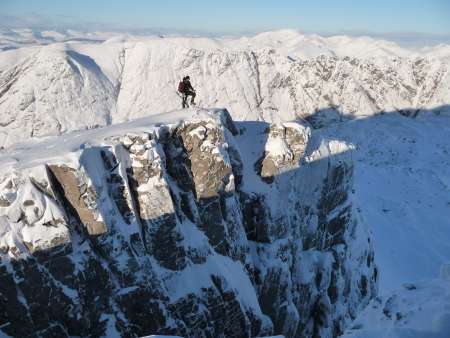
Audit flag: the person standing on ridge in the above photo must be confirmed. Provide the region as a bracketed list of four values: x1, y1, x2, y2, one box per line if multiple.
[178, 76, 196, 108]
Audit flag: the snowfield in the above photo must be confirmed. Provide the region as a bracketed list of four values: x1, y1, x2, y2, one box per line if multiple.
[322, 113, 450, 292]
[326, 113, 450, 338]
[342, 277, 450, 338]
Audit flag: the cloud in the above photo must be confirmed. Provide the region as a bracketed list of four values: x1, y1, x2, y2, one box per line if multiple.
[319, 29, 450, 47]
[0, 13, 449, 47]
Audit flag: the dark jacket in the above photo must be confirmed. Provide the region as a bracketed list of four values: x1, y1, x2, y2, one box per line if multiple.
[183, 79, 195, 93]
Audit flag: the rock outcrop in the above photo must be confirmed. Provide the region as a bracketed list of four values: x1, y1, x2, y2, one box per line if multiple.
[0, 109, 377, 337]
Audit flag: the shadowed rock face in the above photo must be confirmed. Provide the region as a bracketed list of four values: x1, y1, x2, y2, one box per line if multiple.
[0, 109, 377, 338]
[48, 165, 108, 236]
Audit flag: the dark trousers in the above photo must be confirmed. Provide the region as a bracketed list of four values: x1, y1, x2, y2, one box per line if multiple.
[182, 90, 196, 108]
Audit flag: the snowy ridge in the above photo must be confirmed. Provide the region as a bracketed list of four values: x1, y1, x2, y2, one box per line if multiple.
[0, 108, 219, 169]
[0, 29, 450, 147]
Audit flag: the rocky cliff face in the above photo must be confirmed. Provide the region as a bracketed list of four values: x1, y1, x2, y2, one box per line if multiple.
[0, 109, 377, 337]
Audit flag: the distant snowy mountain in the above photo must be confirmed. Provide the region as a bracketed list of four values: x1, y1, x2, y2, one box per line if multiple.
[0, 29, 450, 148]
[0, 28, 116, 50]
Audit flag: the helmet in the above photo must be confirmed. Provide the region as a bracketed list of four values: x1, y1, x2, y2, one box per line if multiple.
[185, 76, 190, 80]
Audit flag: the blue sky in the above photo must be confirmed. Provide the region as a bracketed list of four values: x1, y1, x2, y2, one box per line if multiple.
[0, 0, 449, 36]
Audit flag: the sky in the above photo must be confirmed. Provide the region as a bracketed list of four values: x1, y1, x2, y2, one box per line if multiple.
[0, 0, 449, 38]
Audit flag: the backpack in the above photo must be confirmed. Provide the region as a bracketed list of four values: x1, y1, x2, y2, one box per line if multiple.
[178, 81, 185, 93]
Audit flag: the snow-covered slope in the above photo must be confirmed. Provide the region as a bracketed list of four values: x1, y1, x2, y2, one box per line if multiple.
[342, 276, 450, 338]
[323, 112, 450, 338]
[0, 29, 450, 148]
[0, 43, 117, 147]
[321, 113, 450, 292]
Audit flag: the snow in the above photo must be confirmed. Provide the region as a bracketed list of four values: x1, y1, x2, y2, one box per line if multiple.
[305, 139, 355, 163]
[0, 28, 449, 335]
[0, 107, 448, 336]
[264, 131, 293, 160]
[0, 107, 447, 337]
[234, 121, 272, 194]
[342, 277, 450, 338]
[298, 112, 450, 337]
[18, 180, 68, 248]
[0, 108, 219, 171]
[319, 113, 450, 293]
[1, 29, 449, 148]
[1, 27, 449, 59]
[0, 170, 70, 257]
[164, 253, 263, 313]
[0, 331, 12, 338]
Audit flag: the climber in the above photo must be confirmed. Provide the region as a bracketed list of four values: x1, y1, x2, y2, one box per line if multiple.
[178, 76, 196, 108]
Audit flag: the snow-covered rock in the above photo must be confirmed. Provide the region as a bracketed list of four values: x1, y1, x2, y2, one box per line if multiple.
[257, 122, 310, 183]
[0, 169, 70, 256]
[0, 108, 377, 338]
